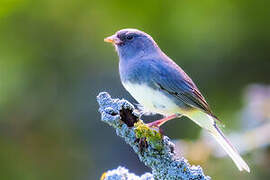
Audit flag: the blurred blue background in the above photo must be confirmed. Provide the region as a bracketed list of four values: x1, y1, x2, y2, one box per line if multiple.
[0, 0, 270, 179]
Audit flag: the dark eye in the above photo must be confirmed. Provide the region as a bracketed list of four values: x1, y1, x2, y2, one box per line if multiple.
[126, 35, 133, 40]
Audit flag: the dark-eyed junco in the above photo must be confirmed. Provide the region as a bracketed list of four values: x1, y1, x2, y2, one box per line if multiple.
[104, 28, 249, 172]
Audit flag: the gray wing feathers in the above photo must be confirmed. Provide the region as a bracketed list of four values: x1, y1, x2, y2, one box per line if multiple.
[149, 58, 219, 120]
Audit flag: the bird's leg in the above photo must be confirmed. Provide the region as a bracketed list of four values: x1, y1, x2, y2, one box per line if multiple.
[147, 114, 178, 128]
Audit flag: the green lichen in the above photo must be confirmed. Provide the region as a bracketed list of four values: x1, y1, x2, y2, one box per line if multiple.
[134, 120, 163, 150]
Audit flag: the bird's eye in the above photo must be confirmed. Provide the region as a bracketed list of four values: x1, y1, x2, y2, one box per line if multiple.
[126, 35, 133, 40]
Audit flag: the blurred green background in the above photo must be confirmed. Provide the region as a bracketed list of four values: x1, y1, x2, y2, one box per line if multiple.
[0, 0, 270, 179]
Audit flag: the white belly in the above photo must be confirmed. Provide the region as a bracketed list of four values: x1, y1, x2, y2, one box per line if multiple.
[122, 82, 180, 115]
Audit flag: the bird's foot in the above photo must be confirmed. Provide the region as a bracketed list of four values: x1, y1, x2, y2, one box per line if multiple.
[147, 120, 165, 128]
[147, 114, 178, 128]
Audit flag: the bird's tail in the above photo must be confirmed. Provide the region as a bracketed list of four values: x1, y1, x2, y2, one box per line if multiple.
[186, 110, 250, 172]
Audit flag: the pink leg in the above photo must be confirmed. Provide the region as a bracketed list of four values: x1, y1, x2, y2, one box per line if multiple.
[147, 114, 179, 127]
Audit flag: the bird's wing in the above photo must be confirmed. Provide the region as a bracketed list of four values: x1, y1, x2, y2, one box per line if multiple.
[151, 60, 219, 121]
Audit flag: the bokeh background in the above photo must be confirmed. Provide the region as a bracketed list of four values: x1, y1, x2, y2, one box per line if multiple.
[1, 0, 270, 179]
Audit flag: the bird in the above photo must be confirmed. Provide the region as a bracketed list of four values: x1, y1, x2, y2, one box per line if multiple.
[104, 28, 250, 172]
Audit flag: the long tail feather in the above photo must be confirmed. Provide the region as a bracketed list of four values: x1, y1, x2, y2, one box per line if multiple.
[186, 110, 250, 172]
[211, 123, 250, 172]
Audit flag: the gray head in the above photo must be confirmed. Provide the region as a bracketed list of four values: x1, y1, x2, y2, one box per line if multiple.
[104, 29, 161, 60]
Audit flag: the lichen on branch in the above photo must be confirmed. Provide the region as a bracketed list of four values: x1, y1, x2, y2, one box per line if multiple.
[97, 92, 211, 180]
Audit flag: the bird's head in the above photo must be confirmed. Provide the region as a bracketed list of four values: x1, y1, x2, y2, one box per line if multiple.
[104, 29, 160, 60]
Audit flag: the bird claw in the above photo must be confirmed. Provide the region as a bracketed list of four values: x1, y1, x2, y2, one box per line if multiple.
[147, 122, 164, 135]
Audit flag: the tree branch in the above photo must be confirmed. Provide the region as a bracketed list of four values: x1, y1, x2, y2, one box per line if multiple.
[97, 92, 211, 180]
